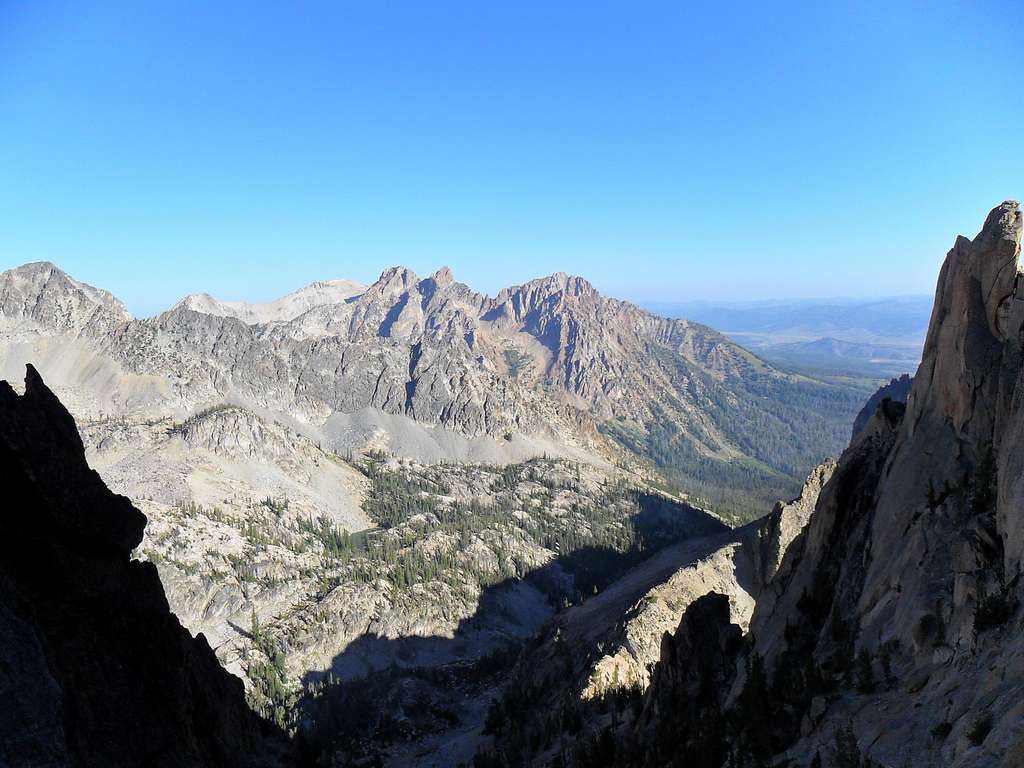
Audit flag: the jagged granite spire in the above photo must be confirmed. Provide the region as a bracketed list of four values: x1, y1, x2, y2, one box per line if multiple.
[743, 200, 1024, 764]
[628, 201, 1024, 768]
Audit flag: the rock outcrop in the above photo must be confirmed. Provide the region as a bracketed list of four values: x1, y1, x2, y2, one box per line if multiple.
[850, 372, 913, 440]
[0, 365, 283, 767]
[579, 458, 834, 697]
[632, 200, 1024, 768]
[637, 593, 743, 761]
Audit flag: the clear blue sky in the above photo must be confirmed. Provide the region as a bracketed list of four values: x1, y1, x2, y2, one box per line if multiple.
[1, 1, 1021, 316]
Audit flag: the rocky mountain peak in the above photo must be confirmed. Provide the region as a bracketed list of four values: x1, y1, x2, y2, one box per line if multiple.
[0, 260, 133, 332]
[428, 265, 455, 289]
[176, 291, 226, 313]
[372, 265, 420, 294]
[522, 271, 598, 301]
[978, 199, 1021, 258]
[10, 259, 61, 276]
[963, 199, 1020, 339]
[172, 278, 366, 325]
[486, 272, 601, 329]
[910, 199, 1022, 449]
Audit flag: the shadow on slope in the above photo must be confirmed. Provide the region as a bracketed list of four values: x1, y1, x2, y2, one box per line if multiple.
[294, 496, 728, 765]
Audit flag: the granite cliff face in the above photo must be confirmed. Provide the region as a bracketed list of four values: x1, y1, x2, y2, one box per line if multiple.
[0, 365, 283, 767]
[628, 201, 1024, 768]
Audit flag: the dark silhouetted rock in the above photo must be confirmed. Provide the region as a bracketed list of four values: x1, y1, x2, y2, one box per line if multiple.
[0, 365, 285, 767]
[635, 592, 743, 764]
[850, 372, 913, 440]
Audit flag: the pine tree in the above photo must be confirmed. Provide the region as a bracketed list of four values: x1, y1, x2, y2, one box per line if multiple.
[736, 653, 771, 760]
[855, 648, 875, 693]
[832, 723, 864, 768]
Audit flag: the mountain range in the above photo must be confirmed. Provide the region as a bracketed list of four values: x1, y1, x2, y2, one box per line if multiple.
[0, 255, 867, 764]
[0, 260, 865, 518]
[0, 200, 1020, 767]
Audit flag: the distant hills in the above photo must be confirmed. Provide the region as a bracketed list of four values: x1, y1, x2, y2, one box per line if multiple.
[645, 295, 930, 377]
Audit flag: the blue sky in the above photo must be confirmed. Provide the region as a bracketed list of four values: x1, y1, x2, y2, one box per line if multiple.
[1, 1, 1021, 317]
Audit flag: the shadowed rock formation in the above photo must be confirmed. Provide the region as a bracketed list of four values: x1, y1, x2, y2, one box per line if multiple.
[850, 372, 913, 440]
[635, 201, 1024, 768]
[0, 365, 285, 767]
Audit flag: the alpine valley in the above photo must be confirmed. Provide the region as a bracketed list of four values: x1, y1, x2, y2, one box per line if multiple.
[1, 201, 1021, 768]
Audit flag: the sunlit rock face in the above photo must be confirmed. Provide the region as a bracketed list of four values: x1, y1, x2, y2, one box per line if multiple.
[738, 201, 1024, 766]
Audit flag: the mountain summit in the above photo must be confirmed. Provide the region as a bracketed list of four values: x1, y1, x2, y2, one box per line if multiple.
[0, 261, 862, 515]
[0, 261, 132, 333]
[174, 279, 366, 325]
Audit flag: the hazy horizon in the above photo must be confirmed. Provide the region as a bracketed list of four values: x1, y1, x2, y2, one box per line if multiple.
[1, 3, 1021, 317]
[0, 257, 937, 319]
